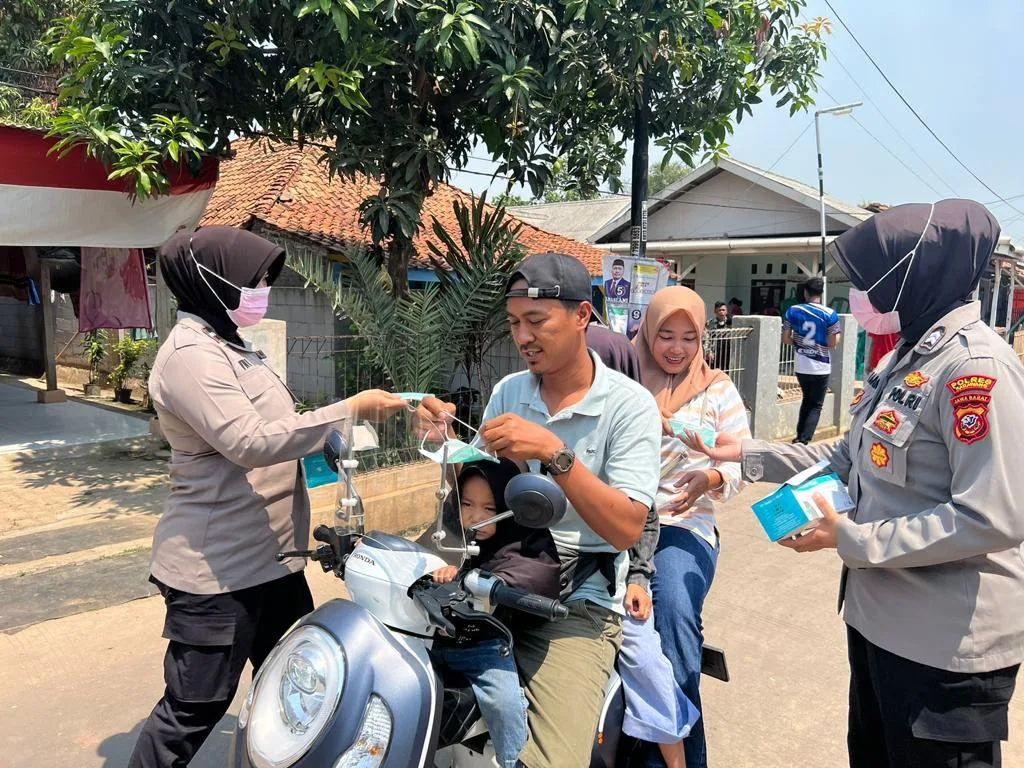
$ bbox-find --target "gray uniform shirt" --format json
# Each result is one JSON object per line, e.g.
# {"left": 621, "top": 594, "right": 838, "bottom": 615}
{"left": 743, "top": 303, "right": 1024, "bottom": 673}
{"left": 149, "top": 314, "right": 350, "bottom": 594}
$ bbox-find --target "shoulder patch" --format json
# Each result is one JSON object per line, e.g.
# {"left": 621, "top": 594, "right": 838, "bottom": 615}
{"left": 903, "top": 371, "right": 929, "bottom": 389}
{"left": 946, "top": 374, "right": 996, "bottom": 444}
{"left": 946, "top": 375, "right": 997, "bottom": 395}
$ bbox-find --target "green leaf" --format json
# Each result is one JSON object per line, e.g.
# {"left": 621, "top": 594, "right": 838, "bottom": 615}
{"left": 167, "top": 140, "right": 180, "bottom": 162}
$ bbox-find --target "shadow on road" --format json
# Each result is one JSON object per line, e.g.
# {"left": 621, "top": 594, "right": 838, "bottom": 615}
{"left": 97, "top": 714, "right": 238, "bottom": 767}
{"left": 3, "top": 438, "right": 169, "bottom": 527}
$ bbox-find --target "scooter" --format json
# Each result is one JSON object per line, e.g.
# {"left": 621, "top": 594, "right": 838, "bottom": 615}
{"left": 230, "top": 424, "right": 728, "bottom": 768}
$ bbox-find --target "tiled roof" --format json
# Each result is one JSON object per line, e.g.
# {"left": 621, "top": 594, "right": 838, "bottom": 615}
{"left": 201, "top": 139, "right": 609, "bottom": 275}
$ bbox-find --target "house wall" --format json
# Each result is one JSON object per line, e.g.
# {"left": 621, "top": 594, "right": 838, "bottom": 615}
{"left": 0, "top": 297, "right": 42, "bottom": 371}
{"left": 639, "top": 172, "right": 829, "bottom": 242}
{"left": 662, "top": 252, "right": 851, "bottom": 318}
{"left": 252, "top": 226, "right": 343, "bottom": 403}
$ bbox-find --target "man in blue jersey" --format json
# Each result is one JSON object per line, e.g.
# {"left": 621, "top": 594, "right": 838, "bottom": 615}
{"left": 783, "top": 276, "right": 841, "bottom": 444}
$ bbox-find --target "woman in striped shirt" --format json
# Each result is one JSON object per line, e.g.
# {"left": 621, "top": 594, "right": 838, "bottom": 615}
{"left": 633, "top": 287, "right": 751, "bottom": 768}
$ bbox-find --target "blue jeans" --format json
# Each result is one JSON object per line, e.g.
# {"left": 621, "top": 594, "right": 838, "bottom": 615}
{"left": 433, "top": 639, "right": 529, "bottom": 768}
{"left": 647, "top": 526, "right": 719, "bottom": 768}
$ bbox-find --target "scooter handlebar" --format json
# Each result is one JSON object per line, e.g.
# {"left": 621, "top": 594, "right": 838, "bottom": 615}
{"left": 490, "top": 582, "right": 569, "bottom": 621}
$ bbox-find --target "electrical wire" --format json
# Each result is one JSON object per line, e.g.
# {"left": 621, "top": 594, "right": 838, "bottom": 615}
{"left": 817, "top": 42, "right": 959, "bottom": 197}
{"left": 820, "top": 0, "right": 1024, "bottom": 218}
{"left": 814, "top": 81, "right": 947, "bottom": 199}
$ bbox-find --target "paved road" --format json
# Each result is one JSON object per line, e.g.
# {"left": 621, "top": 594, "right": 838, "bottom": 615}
{"left": 0, "top": 484, "right": 1021, "bottom": 767}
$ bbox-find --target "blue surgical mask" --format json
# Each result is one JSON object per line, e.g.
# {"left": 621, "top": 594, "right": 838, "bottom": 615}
{"left": 418, "top": 428, "right": 498, "bottom": 465}
{"left": 669, "top": 419, "right": 717, "bottom": 448}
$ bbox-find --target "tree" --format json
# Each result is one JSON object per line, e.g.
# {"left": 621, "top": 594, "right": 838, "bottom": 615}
{"left": 290, "top": 193, "right": 524, "bottom": 398}
{"left": 648, "top": 160, "right": 689, "bottom": 196}
{"left": 48, "top": 1, "right": 827, "bottom": 293}
{"left": 0, "top": 0, "right": 74, "bottom": 126}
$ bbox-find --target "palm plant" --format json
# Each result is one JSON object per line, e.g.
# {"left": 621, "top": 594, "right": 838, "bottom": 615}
{"left": 291, "top": 247, "right": 450, "bottom": 393}
{"left": 292, "top": 193, "right": 526, "bottom": 404}
{"left": 427, "top": 192, "right": 526, "bottom": 398}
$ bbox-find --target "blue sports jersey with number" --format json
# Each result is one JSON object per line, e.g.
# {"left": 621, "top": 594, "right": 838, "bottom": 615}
{"left": 785, "top": 303, "right": 840, "bottom": 375}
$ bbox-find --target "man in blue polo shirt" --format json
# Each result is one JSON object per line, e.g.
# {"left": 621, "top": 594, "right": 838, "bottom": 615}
{"left": 425, "top": 252, "right": 661, "bottom": 768}
{"left": 784, "top": 276, "right": 842, "bottom": 444}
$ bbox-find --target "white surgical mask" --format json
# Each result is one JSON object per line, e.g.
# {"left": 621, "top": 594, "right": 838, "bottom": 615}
{"left": 191, "top": 244, "right": 271, "bottom": 328}
{"left": 849, "top": 203, "right": 936, "bottom": 336}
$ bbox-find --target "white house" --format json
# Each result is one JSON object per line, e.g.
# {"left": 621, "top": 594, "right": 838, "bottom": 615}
{"left": 518, "top": 157, "right": 1017, "bottom": 319}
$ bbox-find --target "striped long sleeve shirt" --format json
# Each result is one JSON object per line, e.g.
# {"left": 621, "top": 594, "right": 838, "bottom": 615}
{"left": 656, "top": 377, "right": 752, "bottom": 548}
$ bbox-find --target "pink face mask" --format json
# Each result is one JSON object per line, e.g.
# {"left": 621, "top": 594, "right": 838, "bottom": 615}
{"left": 849, "top": 288, "right": 902, "bottom": 335}
{"left": 192, "top": 245, "right": 271, "bottom": 328}
{"left": 848, "top": 202, "right": 936, "bottom": 338}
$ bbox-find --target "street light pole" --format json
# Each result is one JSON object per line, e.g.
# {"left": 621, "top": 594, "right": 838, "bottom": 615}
{"left": 814, "top": 101, "right": 861, "bottom": 305}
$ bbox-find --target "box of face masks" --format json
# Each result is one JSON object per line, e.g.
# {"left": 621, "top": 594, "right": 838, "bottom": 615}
{"left": 751, "top": 460, "right": 855, "bottom": 542}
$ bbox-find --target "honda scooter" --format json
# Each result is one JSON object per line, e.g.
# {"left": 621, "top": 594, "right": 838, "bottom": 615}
{"left": 230, "top": 420, "right": 727, "bottom": 768}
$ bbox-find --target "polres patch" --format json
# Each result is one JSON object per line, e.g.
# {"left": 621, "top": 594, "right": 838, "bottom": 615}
{"left": 946, "top": 375, "right": 997, "bottom": 395}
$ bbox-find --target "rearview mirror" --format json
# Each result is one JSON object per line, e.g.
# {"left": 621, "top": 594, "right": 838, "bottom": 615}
{"left": 504, "top": 474, "right": 567, "bottom": 529}
{"left": 323, "top": 430, "right": 348, "bottom": 474}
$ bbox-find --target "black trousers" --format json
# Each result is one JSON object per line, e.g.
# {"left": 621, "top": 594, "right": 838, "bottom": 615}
{"left": 847, "top": 626, "right": 1019, "bottom": 768}
{"left": 795, "top": 372, "right": 830, "bottom": 443}
{"left": 129, "top": 571, "right": 314, "bottom": 768}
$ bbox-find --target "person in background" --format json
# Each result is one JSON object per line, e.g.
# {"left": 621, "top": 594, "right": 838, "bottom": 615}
{"left": 704, "top": 301, "right": 732, "bottom": 371}
{"left": 632, "top": 286, "right": 751, "bottom": 768}
{"left": 687, "top": 200, "right": 1024, "bottom": 768}
{"left": 784, "top": 277, "right": 841, "bottom": 444}
{"left": 587, "top": 317, "right": 697, "bottom": 768}
{"left": 129, "top": 227, "right": 408, "bottom": 767}
{"left": 728, "top": 297, "right": 743, "bottom": 319}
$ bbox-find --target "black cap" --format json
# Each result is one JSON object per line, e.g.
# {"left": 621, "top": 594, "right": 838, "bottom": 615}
{"left": 612, "top": 258, "right": 625, "bottom": 268}
{"left": 506, "top": 252, "right": 593, "bottom": 302}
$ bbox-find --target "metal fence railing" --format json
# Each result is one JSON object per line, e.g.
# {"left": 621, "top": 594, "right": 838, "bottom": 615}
{"left": 705, "top": 327, "right": 753, "bottom": 395}
{"left": 777, "top": 341, "right": 802, "bottom": 400}
{"left": 288, "top": 327, "right": 755, "bottom": 469}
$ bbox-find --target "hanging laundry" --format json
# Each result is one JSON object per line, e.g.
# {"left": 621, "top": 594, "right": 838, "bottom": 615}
{"left": 79, "top": 247, "right": 153, "bottom": 332}
{"left": 0, "top": 246, "right": 34, "bottom": 303}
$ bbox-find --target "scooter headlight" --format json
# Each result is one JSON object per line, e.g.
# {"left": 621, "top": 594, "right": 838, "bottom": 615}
{"left": 333, "top": 695, "right": 392, "bottom": 768}
{"left": 247, "top": 625, "right": 345, "bottom": 768}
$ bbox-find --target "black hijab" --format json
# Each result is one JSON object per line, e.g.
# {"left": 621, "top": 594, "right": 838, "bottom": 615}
{"left": 826, "top": 199, "right": 1000, "bottom": 343}
{"left": 159, "top": 226, "right": 285, "bottom": 344}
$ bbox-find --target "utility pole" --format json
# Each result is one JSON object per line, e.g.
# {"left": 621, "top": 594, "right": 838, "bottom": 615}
{"left": 630, "top": 78, "right": 651, "bottom": 261}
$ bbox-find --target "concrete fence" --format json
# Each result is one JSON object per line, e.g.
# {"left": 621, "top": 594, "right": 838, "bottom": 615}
{"left": 734, "top": 314, "right": 859, "bottom": 440}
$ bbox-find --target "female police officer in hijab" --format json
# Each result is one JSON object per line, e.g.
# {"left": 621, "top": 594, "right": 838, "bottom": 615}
{"left": 129, "top": 227, "right": 406, "bottom": 767}
{"left": 688, "top": 200, "right": 1024, "bottom": 767}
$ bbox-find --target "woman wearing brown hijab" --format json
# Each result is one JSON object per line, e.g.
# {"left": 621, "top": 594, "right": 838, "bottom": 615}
{"left": 129, "top": 227, "right": 407, "bottom": 768}
{"left": 632, "top": 286, "right": 751, "bottom": 768}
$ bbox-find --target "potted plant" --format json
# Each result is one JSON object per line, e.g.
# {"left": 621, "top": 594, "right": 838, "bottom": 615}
{"left": 81, "top": 329, "right": 109, "bottom": 397}
{"left": 110, "top": 336, "right": 146, "bottom": 404}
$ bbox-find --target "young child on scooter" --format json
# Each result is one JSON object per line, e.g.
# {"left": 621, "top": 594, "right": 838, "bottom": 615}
{"left": 431, "top": 458, "right": 560, "bottom": 768}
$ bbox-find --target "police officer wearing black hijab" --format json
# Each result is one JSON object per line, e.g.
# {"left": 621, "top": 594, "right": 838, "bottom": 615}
{"left": 694, "top": 200, "right": 1024, "bottom": 768}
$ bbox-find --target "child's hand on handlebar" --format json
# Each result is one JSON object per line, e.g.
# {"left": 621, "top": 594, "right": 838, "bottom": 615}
{"left": 432, "top": 565, "right": 459, "bottom": 584}
{"left": 625, "top": 583, "right": 652, "bottom": 621}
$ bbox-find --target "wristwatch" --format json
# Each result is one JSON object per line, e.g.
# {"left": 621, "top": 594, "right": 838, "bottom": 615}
{"left": 543, "top": 445, "right": 576, "bottom": 476}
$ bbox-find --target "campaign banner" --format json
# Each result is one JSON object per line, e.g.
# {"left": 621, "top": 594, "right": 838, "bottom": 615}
{"left": 602, "top": 255, "right": 670, "bottom": 338}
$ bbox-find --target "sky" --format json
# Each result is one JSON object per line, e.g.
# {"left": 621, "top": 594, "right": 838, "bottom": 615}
{"left": 448, "top": 0, "right": 1024, "bottom": 243}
